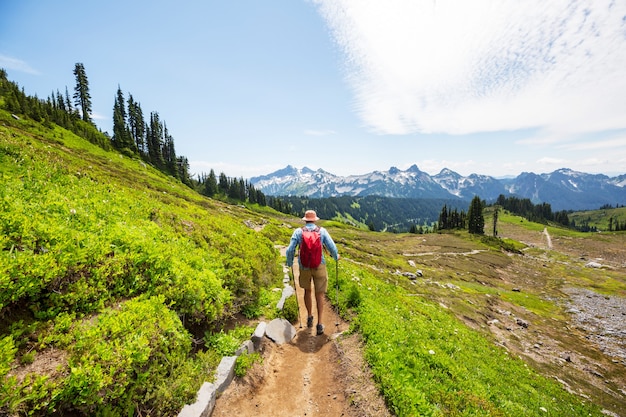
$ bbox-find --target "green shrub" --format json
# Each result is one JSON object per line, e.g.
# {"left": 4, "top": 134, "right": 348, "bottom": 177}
{"left": 205, "top": 325, "right": 254, "bottom": 357}
{"left": 63, "top": 296, "right": 191, "bottom": 416}
{"left": 346, "top": 284, "right": 362, "bottom": 309}
{"left": 234, "top": 352, "right": 262, "bottom": 378}
{"left": 280, "top": 294, "right": 299, "bottom": 324}
{"left": 241, "top": 287, "right": 277, "bottom": 319}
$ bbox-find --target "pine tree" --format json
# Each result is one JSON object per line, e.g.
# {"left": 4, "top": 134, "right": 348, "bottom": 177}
{"left": 493, "top": 206, "right": 499, "bottom": 237}
{"left": 64, "top": 86, "right": 76, "bottom": 118}
{"left": 112, "top": 86, "right": 134, "bottom": 151}
{"left": 127, "top": 95, "right": 146, "bottom": 157}
{"left": 468, "top": 196, "right": 485, "bottom": 235}
{"left": 162, "top": 123, "right": 178, "bottom": 177}
{"left": 438, "top": 204, "right": 448, "bottom": 230}
{"left": 204, "top": 169, "right": 218, "bottom": 197}
{"left": 218, "top": 172, "right": 229, "bottom": 194}
{"left": 176, "top": 156, "right": 192, "bottom": 186}
{"left": 72, "top": 63, "right": 92, "bottom": 122}
{"left": 146, "top": 112, "right": 165, "bottom": 169}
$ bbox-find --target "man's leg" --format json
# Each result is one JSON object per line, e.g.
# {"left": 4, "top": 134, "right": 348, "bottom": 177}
{"left": 303, "top": 288, "right": 313, "bottom": 319}
{"left": 315, "top": 291, "right": 324, "bottom": 326}
{"left": 300, "top": 270, "right": 314, "bottom": 326}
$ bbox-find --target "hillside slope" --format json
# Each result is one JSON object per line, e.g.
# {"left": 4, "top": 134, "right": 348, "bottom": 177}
{"left": 2, "top": 110, "right": 625, "bottom": 417}
{"left": 0, "top": 111, "right": 290, "bottom": 416}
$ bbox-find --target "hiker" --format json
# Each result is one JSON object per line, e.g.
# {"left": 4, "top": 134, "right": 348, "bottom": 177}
{"left": 286, "top": 210, "right": 339, "bottom": 335}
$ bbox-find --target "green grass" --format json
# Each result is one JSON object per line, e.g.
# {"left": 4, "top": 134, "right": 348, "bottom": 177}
{"left": 570, "top": 206, "right": 626, "bottom": 231}
{"left": 0, "top": 111, "right": 286, "bottom": 416}
{"left": 332, "top": 262, "right": 603, "bottom": 417}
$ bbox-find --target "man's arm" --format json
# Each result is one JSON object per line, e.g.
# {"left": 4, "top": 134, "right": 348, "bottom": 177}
{"left": 321, "top": 228, "right": 339, "bottom": 261}
{"left": 285, "top": 228, "right": 301, "bottom": 266}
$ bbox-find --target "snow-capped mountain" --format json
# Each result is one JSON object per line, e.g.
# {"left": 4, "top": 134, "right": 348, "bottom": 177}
{"left": 252, "top": 164, "right": 452, "bottom": 199}
{"left": 250, "top": 166, "right": 626, "bottom": 211}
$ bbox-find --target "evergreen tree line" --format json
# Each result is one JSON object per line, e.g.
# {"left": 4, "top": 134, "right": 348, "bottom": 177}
{"left": 278, "top": 195, "right": 461, "bottom": 232}
{"left": 608, "top": 217, "right": 626, "bottom": 231}
{"left": 438, "top": 195, "right": 485, "bottom": 234}
{"left": 195, "top": 169, "right": 293, "bottom": 213}
{"left": 437, "top": 204, "right": 467, "bottom": 230}
{"left": 573, "top": 216, "right": 626, "bottom": 232}
{"left": 0, "top": 65, "right": 192, "bottom": 185}
{"left": 1, "top": 66, "right": 285, "bottom": 209}
{"left": 112, "top": 86, "right": 192, "bottom": 187}
{"left": 0, "top": 67, "right": 108, "bottom": 149}
{"left": 195, "top": 169, "right": 271, "bottom": 206}
{"left": 494, "top": 194, "right": 570, "bottom": 227}
{"left": 600, "top": 203, "right": 625, "bottom": 209}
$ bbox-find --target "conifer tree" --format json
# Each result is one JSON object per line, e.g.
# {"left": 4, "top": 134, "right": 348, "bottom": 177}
{"left": 147, "top": 112, "right": 165, "bottom": 169}
{"left": 112, "top": 86, "right": 134, "bottom": 151}
{"left": 127, "top": 95, "right": 146, "bottom": 157}
{"left": 204, "top": 169, "right": 218, "bottom": 197}
{"left": 72, "top": 63, "right": 92, "bottom": 122}
{"left": 162, "top": 124, "right": 178, "bottom": 177}
{"left": 493, "top": 206, "right": 499, "bottom": 236}
{"left": 64, "top": 86, "right": 75, "bottom": 117}
{"left": 438, "top": 204, "right": 448, "bottom": 230}
{"left": 468, "top": 196, "right": 485, "bottom": 235}
{"left": 218, "top": 172, "right": 229, "bottom": 194}
{"left": 177, "top": 156, "right": 192, "bottom": 186}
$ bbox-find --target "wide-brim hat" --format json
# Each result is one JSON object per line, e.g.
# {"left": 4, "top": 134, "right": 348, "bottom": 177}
{"left": 302, "top": 210, "right": 320, "bottom": 222}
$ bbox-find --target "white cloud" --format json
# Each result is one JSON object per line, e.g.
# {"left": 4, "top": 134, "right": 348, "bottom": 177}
{"left": 559, "top": 136, "right": 626, "bottom": 151}
{"left": 314, "top": 0, "right": 626, "bottom": 138}
{"left": 90, "top": 111, "right": 108, "bottom": 121}
{"left": 419, "top": 159, "right": 478, "bottom": 175}
{"left": 0, "top": 55, "right": 39, "bottom": 75}
{"left": 536, "top": 157, "right": 568, "bottom": 166}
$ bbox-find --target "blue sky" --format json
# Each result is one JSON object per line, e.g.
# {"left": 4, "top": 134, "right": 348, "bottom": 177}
{"left": 1, "top": 0, "right": 625, "bottom": 179}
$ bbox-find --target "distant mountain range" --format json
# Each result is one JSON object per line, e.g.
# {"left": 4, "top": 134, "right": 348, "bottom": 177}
{"left": 251, "top": 165, "right": 626, "bottom": 211}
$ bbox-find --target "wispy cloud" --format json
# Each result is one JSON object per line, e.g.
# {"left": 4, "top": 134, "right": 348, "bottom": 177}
{"left": 536, "top": 157, "right": 568, "bottom": 166}
{"left": 559, "top": 136, "right": 626, "bottom": 151}
{"left": 90, "top": 111, "right": 108, "bottom": 121}
{"left": 314, "top": 0, "right": 626, "bottom": 138}
{"left": 0, "top": 54, "right": 39, "bottom": 75}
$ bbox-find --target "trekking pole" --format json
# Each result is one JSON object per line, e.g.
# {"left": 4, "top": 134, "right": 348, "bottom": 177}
{"left": 290, "top": 266, "right": 302, "bottom": 328}
{"left": 335, "top": 258, "right": 340, "bottom": 329}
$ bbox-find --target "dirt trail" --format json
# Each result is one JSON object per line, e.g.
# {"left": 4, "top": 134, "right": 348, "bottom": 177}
{"left": 212, "top": 259, "right": 360, "bottom": 417}
{"left": 543, "top": 227, "right": 553, "bottom": 249}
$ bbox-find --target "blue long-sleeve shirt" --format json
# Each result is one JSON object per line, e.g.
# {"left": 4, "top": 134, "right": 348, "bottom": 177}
{"left": 286, "top": 224, "right": 338, "bottom": 268}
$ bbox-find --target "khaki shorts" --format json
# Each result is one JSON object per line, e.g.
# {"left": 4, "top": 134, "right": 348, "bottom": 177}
{"left": 298, "top": 265, "right": 328, "bottom": 293}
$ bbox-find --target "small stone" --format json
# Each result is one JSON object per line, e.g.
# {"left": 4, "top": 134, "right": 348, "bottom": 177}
{"left": 516, "top": 318, "right": 529, "bottom": 328}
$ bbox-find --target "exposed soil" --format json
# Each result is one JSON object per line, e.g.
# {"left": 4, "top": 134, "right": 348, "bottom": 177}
{"left": 212, "top": 259, "right": 391, "bottom": 417}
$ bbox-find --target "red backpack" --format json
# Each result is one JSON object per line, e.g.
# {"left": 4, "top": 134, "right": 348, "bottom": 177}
{"left": 299, "top": 226, "right": 322, "bottom": 268}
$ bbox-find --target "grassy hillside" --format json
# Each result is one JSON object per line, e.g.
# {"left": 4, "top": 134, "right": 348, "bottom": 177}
{"left": 2, "top": 109, "right": 625, "bottom": 416}
{"left": 329, "top": 213, "right": 625, "bottom": 416}
{"left": 0, "top": 111, "right": 291, "bottom": 415}
{"left": 569, "top": 206, "right": 626, "bottom": 231}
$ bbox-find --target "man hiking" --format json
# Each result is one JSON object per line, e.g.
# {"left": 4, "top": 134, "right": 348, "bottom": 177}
{"left": 286, "top": 210, "right": 339, "bottom": 335}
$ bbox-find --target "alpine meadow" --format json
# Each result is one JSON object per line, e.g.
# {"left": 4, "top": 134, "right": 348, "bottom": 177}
{"left": 1, "top": 70, "right": 626, "bottom": 417}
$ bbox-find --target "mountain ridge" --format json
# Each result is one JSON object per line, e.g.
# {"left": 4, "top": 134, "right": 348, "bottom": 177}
{"left": 251, "top": 166, "right": 626, "bottom": 211}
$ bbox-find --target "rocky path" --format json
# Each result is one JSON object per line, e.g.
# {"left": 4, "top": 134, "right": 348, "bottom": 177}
{"left": 212, "top": 256, "right": 390, "bottom": 417}
{"left": 212, "top": 277, "right": 351, "bottom": 416}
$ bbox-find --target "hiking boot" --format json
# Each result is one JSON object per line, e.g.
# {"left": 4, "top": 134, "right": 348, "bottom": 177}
{"left": 316, "top": 323, "right": 325, "bottom": 335}
{"left": 307, "top": 316, "right": 314, "bottom": 328}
